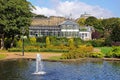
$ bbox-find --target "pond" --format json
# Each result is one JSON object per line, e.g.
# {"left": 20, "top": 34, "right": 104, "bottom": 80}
{"left": 0, "top": 59, "right": 120, "bottom": 80}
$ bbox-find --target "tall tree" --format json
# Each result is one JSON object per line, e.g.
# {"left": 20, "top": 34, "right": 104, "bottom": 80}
{"left": 77, "top": 18, "right": 86, "bottom": 26}
{"left": 102, "top": 18, "right": 119, "bottom": 37}
{"left": 85, "top": 16, "right": 102, "bottom": 30}
{"left": 0, "top": 0, "right": 34, "bottom": 49}
{"left": 0, "top": 0, "right": 7, "bottom": 49}
{"left": 85, "top": 16, "right": 98, "bottom": 26}
{"left": 110, "top": 20, "right": 120, "bottom": 42}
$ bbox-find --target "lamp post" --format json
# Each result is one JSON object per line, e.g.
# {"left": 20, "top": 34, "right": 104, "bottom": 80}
{"left": 22, "top": 27, "right": 25, "bottom": 56}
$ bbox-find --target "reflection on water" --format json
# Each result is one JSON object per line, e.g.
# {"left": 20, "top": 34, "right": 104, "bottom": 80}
{"left": 0, "top": 59, "right": 120, "bottom": 80}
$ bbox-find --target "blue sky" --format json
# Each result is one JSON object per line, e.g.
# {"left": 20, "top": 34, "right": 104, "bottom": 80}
{"left": 28, "top": 0, "right": 120, "bottom": 18}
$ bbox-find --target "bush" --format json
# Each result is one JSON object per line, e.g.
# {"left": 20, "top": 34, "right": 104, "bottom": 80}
{"left": 104, "top": 37, "right": 112, "bottom": 46}
{"left": 74, "top": 38, "right": 83, "bottom": 47}
{"left": 112, "top": 47, "right": 120, "bottom": 58}
{"left": 68, "top": 38, "right": 75, "bottom": 49}
{"left": 102, "top": 47, "right": 120, "bottom": 58}
{"left": 36, "top": 36, "right": 46, "bottom": 43}
{"left": 61, "top": 49, "right": 86, "bottom": 59}
{"left": 30, "top": 37, "right": 36, "bottom": 44}
{"left": 8, "top": 47, "right": 21, "bottom": 52}
{"left": 90, "top": 52, "right": 104, "bottom": 58}
{"left": 46, "top": 36, "right": 51, "bottom": 48}
{"left": 91, "top": 39, "right": 104, "bottom": 47}
{"left": 61, "top": 45, "right": 94, "bottom": 59}
{"left": 17, "top": 39, "right": 22, "bottom": 48}
{"left": 105, "top": 52, "right": 113, "bottom": 58}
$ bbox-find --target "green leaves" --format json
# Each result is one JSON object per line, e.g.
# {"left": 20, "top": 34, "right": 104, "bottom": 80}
{"left": 0, "top": 0, "right": 33, "bottom": 49}
{"left": 110, "top": 21, "right": 120, "bottom": 42}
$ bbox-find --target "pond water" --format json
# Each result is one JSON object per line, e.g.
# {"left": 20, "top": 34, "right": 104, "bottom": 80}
{"left": 0, "top": 59, "right": 120, "bottom": 80}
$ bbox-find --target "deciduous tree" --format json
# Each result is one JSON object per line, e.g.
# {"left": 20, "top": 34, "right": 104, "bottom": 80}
{"left": 0, "top": 0, "right": 33, "bottom": 49}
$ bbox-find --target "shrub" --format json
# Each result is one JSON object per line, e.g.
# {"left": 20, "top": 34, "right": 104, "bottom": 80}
{"left": 36, "top": 36, "right": 46, "bottom": 43}
{"left": 112, "top": 47, "right": 120, "bottom": 58}
{"left": 105, "top": 52, "right": 113, "bottom": 58}
{"left": 104, "top": 37, "right": 112, "bottom": 46}
{"left": 78, "top": 45, "right": 94, "bottom": 53}
{"left": 61, "top": 45, "right": 94, "bottom": 59}
{"left": 91, "top": 39, "right": 104, "bottom": 47}
{"left": 90, "top": 52, "right": 104, "bottom": 58}
{"left": 30, "top": 37, "right": 36, "bottom": 44}
{"left": 8, "top": 47, "right": 21, "bottom": 52}
{"left": 17, "top": 39, "right": 22, "bottom": 48}
{"left": 61, "top": 49, "right": 86, "bottom": 59}
{"left": 46, "top": 36, "right": 51, "bottom": 48}
{"left": 101, "top": 47, "right": 120, "bottom": 58}
{"left": 68, "top": 38, "right": 75, "bottom": 49}
{"left": 74, "top": 38, "right": 83, "bottom": 47}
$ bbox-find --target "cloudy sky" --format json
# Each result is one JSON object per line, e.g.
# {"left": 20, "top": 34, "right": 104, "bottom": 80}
{"left": 27, "top": 0, "right": 120, "bottom": 19}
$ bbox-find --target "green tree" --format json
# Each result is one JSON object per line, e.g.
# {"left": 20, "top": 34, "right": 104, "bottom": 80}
{"left": 0, "top": 0, "right": 33, "bottom": 49}
{"left": 77, "top": 18, "right": 86, "bottom": 26}
{"left": 110, "top": 21, "right": 120, "bottom": 42}
{"left": 85, "top": 16, "right": 102, "bottom": 31}
{"left": 85, "top": 16, "right": 98, "bottom": 26}
{"left": 102, "top": 18, "right": 120, "bottom": 38}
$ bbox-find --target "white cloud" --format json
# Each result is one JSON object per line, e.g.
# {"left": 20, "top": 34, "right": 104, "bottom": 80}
{"left": 32, "top": 6, "right": 58, "bottom": 16}
{"left": 32, "top": 1, "right": 114, "bottom": 19}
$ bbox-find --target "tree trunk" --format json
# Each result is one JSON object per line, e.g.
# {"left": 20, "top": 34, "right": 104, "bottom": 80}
{"left": 1, "top": 34, "right": 4, "bottom": 50}
{"left": 10, "top": 35, "right": 14, "bottom": 48}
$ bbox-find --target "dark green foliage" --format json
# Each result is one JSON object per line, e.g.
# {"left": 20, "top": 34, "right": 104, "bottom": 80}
{"left": 102, "top": 18, "right": 120, "bottom": 38}
{"left": 0, "top": 0, "right": 33, "bottom": 49}
{"left": 112, "top": 47, "right": 120, "bottom": 58}
{"left": 85, "top": 16, "right": 102, "bottom": 30}
{"left": 110, "top": 21, "right": 120, "bottom": 42}
{"left": 74, "top": 38, "right": 83, "bottom": 47}
{"left": 4, "top": 37, "right": 17, "bottom": 49}
{"left": 90, "top": 39, "right": 104, "bottom": 47}
{"left": 36, "top": 36, "right": 46, "bottom": 43}
{"left": 4, "top": 38, "right": 11, "bottom": 49}
{"left": 104, "top": 37, "right": 112, "bottom": 46}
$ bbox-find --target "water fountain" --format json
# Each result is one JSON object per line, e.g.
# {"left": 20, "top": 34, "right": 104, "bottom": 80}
{"left": 33, "top": 54, "right": 46, "bottom": 75}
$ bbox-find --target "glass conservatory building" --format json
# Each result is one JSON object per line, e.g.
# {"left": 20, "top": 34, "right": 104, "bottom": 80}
{"left": 29, "top": 20, "right": 93, "bottom": 40}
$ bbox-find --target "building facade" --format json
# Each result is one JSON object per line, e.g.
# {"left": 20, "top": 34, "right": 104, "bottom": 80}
{"left": 29, "top": 20, "right": 93, "bottom": 40}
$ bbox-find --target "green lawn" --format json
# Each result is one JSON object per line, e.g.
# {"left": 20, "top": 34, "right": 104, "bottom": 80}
{"left": 0, "top": 54, "right": 7, "bottom": 59}
{"left": 49, "top": 56, "right": 61, "bottom": 60}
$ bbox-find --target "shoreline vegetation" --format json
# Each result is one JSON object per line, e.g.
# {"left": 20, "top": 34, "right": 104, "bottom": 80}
{"left": 0, "top": 52, "right": 120, "bottom": 62}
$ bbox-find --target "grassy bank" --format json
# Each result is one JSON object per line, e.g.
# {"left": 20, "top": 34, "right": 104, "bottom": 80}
{"left": 0, "top": 54, "right": 7, "bottom": 59}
